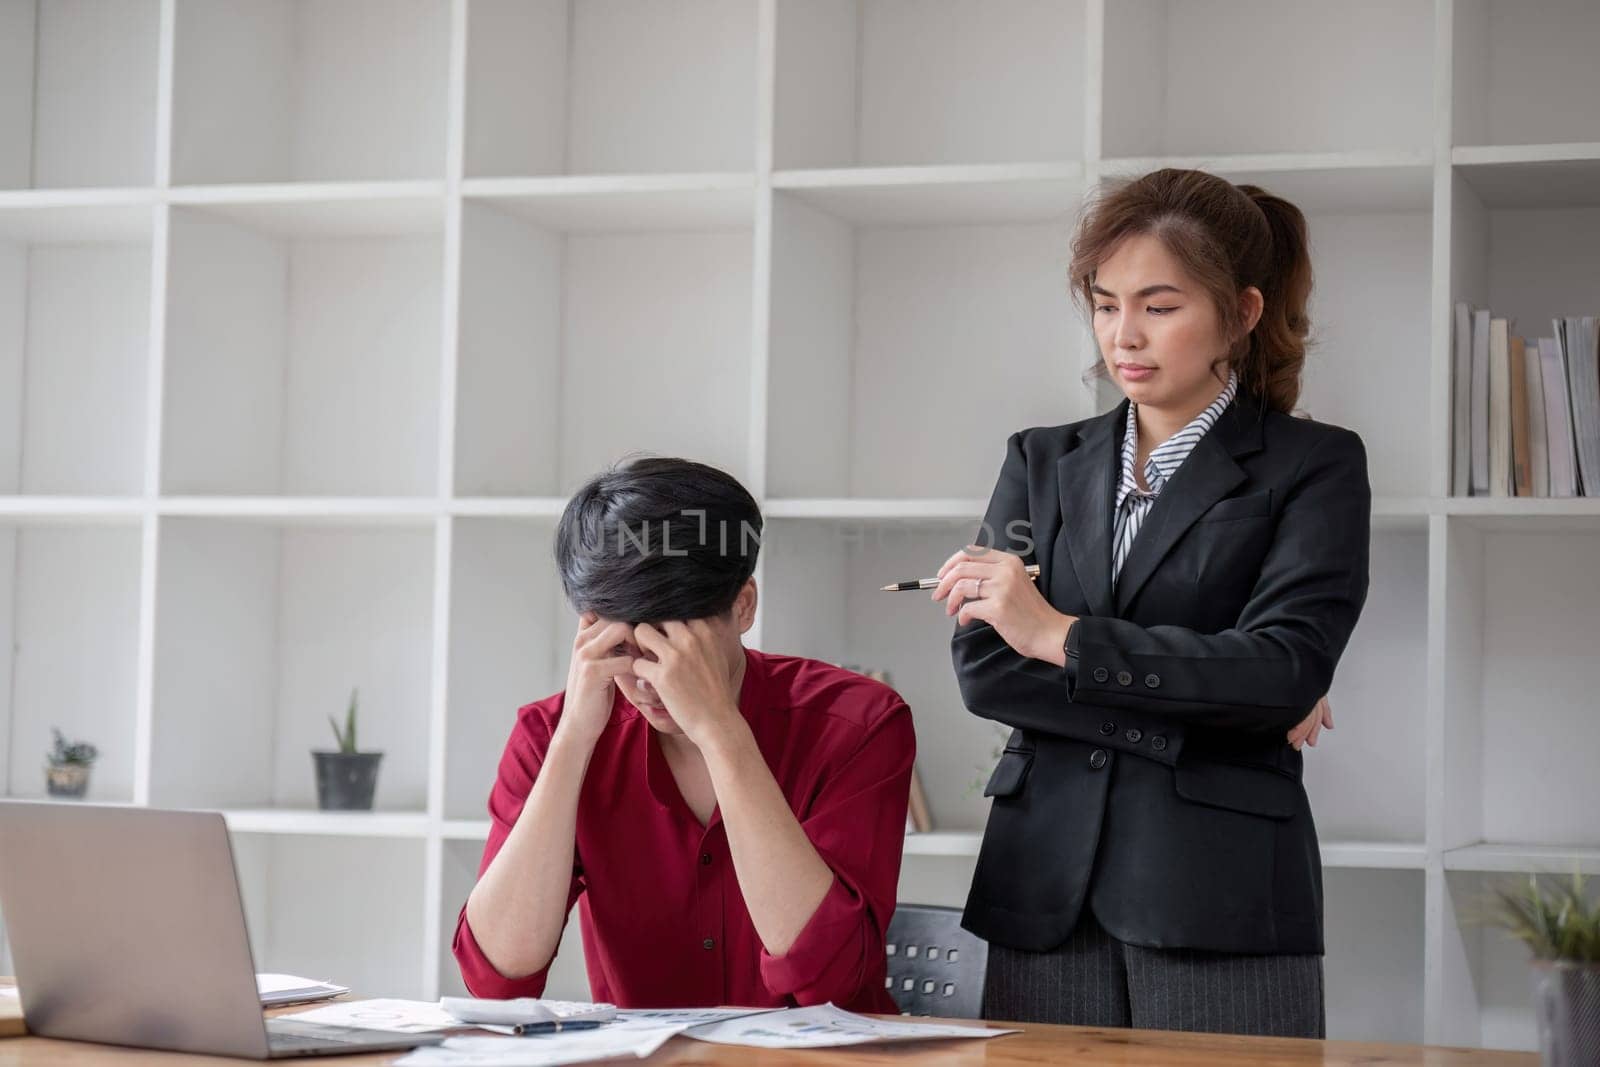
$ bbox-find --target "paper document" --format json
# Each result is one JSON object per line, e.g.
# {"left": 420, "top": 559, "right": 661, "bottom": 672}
{"left": 684, "top": 1003, "right": 1015, "bottom": 1048}
{"left": 284, "top": 998, "right": 464, "bottom": 1034}
{"left": 256, "top": 972, "right": 349, "bottom": 1006}
{"left": 395, "top": 1026, "right": 683, "bottom": 1066}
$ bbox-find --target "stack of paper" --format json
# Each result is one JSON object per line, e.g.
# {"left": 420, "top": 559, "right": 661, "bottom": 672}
{"left": 256, "top": 973, "right": 350, "bottom": 1007}
{"left": 387, "top": 1003, "right": 1013, "bottom": 1065}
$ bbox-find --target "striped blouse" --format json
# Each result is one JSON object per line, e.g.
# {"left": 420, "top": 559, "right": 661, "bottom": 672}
{"left": 1111, "top": 368, "right": 1240, "bottom": 590}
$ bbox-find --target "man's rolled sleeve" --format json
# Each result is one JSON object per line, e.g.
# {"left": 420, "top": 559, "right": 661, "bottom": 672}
{"left": 756, "top": 701, "right": 914, "bottom": 1008}
{"left": 453, "top": 902, "right": 561, "bottom": 998}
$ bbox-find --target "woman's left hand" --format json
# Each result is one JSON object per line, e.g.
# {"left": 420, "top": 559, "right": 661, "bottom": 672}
{"left": 933, "top": 546, "right": 1076, "bottom": 667}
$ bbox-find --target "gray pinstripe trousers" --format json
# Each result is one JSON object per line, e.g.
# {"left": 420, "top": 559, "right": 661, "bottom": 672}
{"left": 982, "top": 909, "right": 1325, "bottom": 1037}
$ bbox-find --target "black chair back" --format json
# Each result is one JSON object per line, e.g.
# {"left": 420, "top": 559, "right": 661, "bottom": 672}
{"left": 884, "top": 903, "right": 989, "bottom": 1019}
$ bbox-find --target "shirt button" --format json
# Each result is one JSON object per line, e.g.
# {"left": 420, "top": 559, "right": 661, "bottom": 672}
{"left": 1092, "top": 667, "right": 1110, "bottom": 683}
{"left": 1116, "top": 670, "right": 1133, "bottom": 686}
{"left": 1098, "top": 721, "right": 1115, "bottom": 736}
{"left": 702, "top": 938, "right": 715, "bottom": 951}
{"left": 1124, "top": 728, "right": 1143, "bottom": 744}
{"left": 700, "top": 852, "right": 712, "bottom": 866}
{"left": 1144, "top": 673, "right": 1161, "bottom": 688}
{"left": 1151, "top": 735, "right": 1168, "bottom": 752}
{"left": 1089, "top": 749, "right": 1108, "bottom": 770}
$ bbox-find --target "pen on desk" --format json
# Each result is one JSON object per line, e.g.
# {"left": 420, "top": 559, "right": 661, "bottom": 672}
{"left": 880, "top": 563, "right": 1041, "bottom": 592}
{"left": 511, "top": 1019, "right": 605, "bottom": 1036}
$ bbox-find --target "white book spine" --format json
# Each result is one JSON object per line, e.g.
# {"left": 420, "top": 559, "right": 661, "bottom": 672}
{"left": 1471, "top": 308, "right": 1490, "bottom": 495}
{"left": 1526, "top": 340, "right": 1549, "bottom": 497}
{"left": 1540, "top": 334, "right": 1578, "bottom": 497}
{"left": 1488, "top": 318, "right": 1510, "bottom": 497}
{"left": 1452, "top": 301, "right": 1472, "bottom": 496}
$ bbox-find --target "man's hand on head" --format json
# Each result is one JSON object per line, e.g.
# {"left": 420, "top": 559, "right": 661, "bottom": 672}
{"left": 629, "top": 619, "right": 745, "bottom": 749}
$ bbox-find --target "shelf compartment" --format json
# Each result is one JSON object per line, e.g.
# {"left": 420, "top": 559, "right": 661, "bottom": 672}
{"left": 0, "top": 217, "right": 152, "bottom": 496}
{"left": 465, "top": 0, "right": 757, "bottom": 178}
{"left": 774, "top": 0, "right": 1086, "bottom": 170}
{"left": 1103, "top": 0, "right": 1431, "bottom": 159}
{"left": 0, "top": 0, "right": 160, "bottom": 190}
{"left": 1324, "top": 868, "right": 1425, "bottom": 1042}
{"left": 233, "top": 833, "right": 427, "bottom": 999}
{"left": 454, "top": 198, "right": 753, "bottom": 497}
{"left": 758, "top": 517, "right": 999, "bottom": 833}
{"left": 443, "top": 518, "right": 567, "bottom": 821}
{"left": 766, "top": 188, "right": 1085, "bottom": 499}
{"left": 1438, "top": 520, "right": 1600, "bottom": 855}
{"left": 1452, "top": 1, "right": 1600, "bottom": 150}
{"left": 172, "top": 0, "right": 450, "bottom": 184}
{"left": 1438, "top": 869, "right": 1586, "bottom": 1053}
{"left": 161, "top": 204, "right": 443, "bottom": 496}
{"left": 1303, "top": 531, "right": 1429, "bottom": 844}
{"left": 149, "top": 517, "right": 436, "bottom": 812}
{"left": 1, "top": 522, "right": 142, "bottom": 803}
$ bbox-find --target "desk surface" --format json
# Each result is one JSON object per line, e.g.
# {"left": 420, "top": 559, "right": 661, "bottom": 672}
{"left": 0, "top": 986, "right": 1538, "bottom": 1066}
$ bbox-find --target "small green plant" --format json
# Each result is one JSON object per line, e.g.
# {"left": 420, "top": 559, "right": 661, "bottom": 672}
{"left": 327, "top": 688, "right": 360, "bottom": 754}
{"left": 48, "top": 728, "right": 98, "bottom": 767}
{"left": 1479, "top": 870, "right": 1600, "bottom": 963}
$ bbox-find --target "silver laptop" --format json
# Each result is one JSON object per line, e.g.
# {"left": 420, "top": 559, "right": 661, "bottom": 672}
{"left": 0, "top": 801, "right": 447, "bottom": 1059}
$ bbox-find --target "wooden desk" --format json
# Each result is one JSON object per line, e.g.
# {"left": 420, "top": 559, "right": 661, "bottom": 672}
{"left": 0, "top": 985, "right": 1538, "bottom": 1066}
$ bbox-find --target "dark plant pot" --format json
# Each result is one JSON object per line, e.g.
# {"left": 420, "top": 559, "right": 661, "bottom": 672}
{"left": 312, "top": 751, "right": 383, "bottom": 811}
{"left": 1532, "top": 960, "right": 1600, "bottom": 1067}
{"left": 45, "top": 763, "right": 91, "bottom": 799}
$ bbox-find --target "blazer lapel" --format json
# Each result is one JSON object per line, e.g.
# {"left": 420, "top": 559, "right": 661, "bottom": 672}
{"left": 1056, "top": 399, "right": 1126, "bottom": 621}
{"left": 1111, "top": 390, "right": 1265, "bottom": 615}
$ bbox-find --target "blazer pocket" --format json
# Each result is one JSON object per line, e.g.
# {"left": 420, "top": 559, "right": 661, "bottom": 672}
{"left": 1173, "top": 758, "right": 1298, "bottom": 819}
{"left": 1197, "top": 489, "right": 1273, "bottom": 523}
{"left": 983, "top": 748, "right": 1034, "bottom": 798}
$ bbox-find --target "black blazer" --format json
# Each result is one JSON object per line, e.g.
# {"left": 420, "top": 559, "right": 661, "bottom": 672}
{"left": 953, "top": 387, "right": 1371, "bottom": 956}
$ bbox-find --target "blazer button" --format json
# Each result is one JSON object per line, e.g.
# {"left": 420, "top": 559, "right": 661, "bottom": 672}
{"left": 1124, "top": 728, "right": 1143, "bottom": 744}
{"left": 1092, "top": 667, "right": 1109, "bottom": 683}
{"left": 1144, "top": 673, "right": 1161, "bottom": 688}
{"left": 1089, "top": 749, "right": 1108, "bottom": 770}
{"left": 1098, "top": 721, "right": 1115, "bottom": 736}
{"left": 1151, "top": 735, "right": 1168, "bottom": 752}
{"left": 702, "top": 938, "right": 715, "bottom": 951}
{"left": 1116, "top": 670, "right": 1133, "bottom": 686}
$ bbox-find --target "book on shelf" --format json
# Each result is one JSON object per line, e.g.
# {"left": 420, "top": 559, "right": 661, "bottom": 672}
{"left": 906, "top": 764, "right": 933, "bottom": 835}
{"left": 1453, "top": 302, "right": 1600, "bottom": 497}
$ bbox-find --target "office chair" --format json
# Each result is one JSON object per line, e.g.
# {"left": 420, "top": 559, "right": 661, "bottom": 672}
{"left": 884, "top": 904, "right": 989, "bottom": 1019}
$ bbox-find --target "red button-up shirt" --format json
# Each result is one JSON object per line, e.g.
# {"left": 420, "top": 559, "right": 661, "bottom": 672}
{"left": 453, "top": 647, "right": 914, "bottom": 1012}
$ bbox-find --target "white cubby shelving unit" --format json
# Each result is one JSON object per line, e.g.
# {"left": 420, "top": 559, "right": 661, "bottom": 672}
{"left": 0, "top": 0, "right": 1594, "bottom": 1049}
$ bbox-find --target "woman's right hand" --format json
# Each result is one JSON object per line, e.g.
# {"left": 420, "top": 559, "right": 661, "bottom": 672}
{"left": 556, "top": 611, "right": 638, "bottom": 748}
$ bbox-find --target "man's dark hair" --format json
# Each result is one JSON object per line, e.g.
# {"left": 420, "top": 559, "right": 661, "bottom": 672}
{"left": 554, "top": 456, "right": 763, "bottom": 624}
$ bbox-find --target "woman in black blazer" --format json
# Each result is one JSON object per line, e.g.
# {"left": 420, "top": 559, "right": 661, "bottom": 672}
{"left": 930, "top": 168, "right": 1371, "bottom": 1038}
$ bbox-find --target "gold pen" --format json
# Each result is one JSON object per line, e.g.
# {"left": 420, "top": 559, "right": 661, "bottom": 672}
{"left": 880, "top": 563, "right": 1041, "bottom": 592}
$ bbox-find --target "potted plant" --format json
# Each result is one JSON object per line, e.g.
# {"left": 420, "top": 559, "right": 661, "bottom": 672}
{"left": 312, "top": 688, "right": 383, "bottom": 811}
{"left": 45, "top": 728, "right": 98, "bottom": 799}
{"left": 1482, "top": 870, "right": 1600, "bottom": 1066}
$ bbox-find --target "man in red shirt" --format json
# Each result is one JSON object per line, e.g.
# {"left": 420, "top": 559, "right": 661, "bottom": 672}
{"left": 454, "top": 457, "right": 914, "bottom": 1012}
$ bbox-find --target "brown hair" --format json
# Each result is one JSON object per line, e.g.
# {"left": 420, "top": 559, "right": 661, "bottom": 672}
{"left": 1068, "top": 168, "right": 1313, "bottom": 415}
